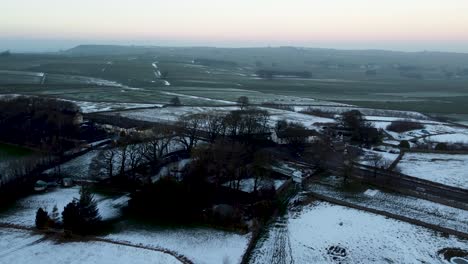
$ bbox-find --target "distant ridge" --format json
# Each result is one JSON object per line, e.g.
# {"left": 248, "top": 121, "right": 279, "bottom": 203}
{"left": 65, "top": 45, "right": 468, "bottom": 65}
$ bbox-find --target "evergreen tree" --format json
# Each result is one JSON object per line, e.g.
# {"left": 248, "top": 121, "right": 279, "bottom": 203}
{"left": 62, "top": 186, "right": 101, "bottom": 234}
{"left": 35, "top": 208, "right": 49, "bottom": 229}
{"left": 77, "top": 185, "right": 101, "bottom": 230}
{"left": 62, "top": 200, "right": 79, "bottom": 231}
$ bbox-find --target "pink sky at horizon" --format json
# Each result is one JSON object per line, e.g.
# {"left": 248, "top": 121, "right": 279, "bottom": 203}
{"left": 2, "top": 0, "right": 468, "bottom": 52}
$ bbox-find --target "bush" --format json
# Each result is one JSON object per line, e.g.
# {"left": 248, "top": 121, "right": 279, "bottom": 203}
{"left": 62, "top": 200, "right": 79, "bottom": 232}
{"left": 169, "top": 96, "right": 181, "bottom": 106}
{"left": 399, "top": 140, "right": 410, "bottom": 149}
{"left": 62, "top": 186, "right": 101, "bottom": 234}
{"left": 387, "top": 120, "right": 424, "bottom": 133}
{"left": 237, "top": 96, "right": 249, "bottom": 110}
{"left": 435, "top": 143, "right": 448, "bottom": 151}
{"left": 35, "top": 208, "right": 50, "bottom": 229}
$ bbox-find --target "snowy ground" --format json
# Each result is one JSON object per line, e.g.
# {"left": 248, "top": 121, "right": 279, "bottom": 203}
{"left": 114, "top": 105, "right": 335, "bottom": 130}
{"left": 359, "top": 148, "right": 400, "bottom": 168}
{"left": 0, "top": 228, "right": 181, "bottom": 264}
{"left": 106, "top": 226, "right": 250, "bottom": 264}
{"left": 113, "top": 106, "right": 239, "bottom": 123}
{"left": 72, "top": 100, "right": 162, "bottom": 113}
{"left": 152, "top": 159, "right": 192, "bottom": 182}
{"left": 372, "top": 121, "right": 468, "bottom": 141}
{"left": 223, "top": 178, "right": 286, "bottom": 193}
{"left": 266, "top": 108, "right": 335, "bottom": 129}
{"left": 294, "top": 106, "right": 429, "bottom": 119}
{"left": 161, "top": 91, "right": 233, "bottom": 105}
{"left": 43, "top": 150, "right": 100, "bottom": 179}
{"left": 251, "top": 201, "right": 467, "bottom": 264}
{"left": 0, "top": 187, "right": 129, "bottom": 227}
{"left": 398, "top": 153, "right": 468, "bottom": 189}
{"left": 308, "top": 176, "right": 468, "bottom": 234}
{"left": 424, "top": 133, "right": 468, "bottom": 144}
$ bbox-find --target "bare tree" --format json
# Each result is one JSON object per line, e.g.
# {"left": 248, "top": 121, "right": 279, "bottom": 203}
{"left": 204, "top": 112, "right": 225, "bottom": 142}
{"left": 252, "top": 150, "right": 271, "bottom": 192}
{"left": 237, "top": 96, "right": 249, "bottom": 110}
{"left": 368, "top": 153, "right": 384, "bottom": 177}
{"left": 142, "top": 126, "right": 174, "bottom": 171}
{"left": 127, "top": 144, "right": 145, "bottom": 180}
{"left": 176, "top": 114, "right": 203, "bottom": 152}
{"left": 169, "top": 96, "right": 181, "bottom": 106}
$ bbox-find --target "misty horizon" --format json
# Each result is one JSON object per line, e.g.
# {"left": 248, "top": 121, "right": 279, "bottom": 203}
{"left": 3, "top": 0, "right": 468, "bottom": 53}
{"left": 2, "top": 38, "right": 468, "bottom": 54}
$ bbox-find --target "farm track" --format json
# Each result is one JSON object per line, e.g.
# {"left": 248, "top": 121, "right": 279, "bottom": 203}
{"left": 0, "top": 223, "right": 194, "bottom": 264}
{"left": 270, "top": 217, "right": 294, "bottom": 264}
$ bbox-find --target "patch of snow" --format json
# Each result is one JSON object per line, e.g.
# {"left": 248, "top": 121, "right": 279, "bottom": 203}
{"left": 161, "top": 91, "right": 233, "bottom": 104}
{"left": 0, "top": 187, "right": 128, "bottom": 226}
{"left": 363, "top": 189, "right": 379, "bottom": 197}
{"left": 0, "top": 228, "right": 181, "bottom": 264}
{"left": 223, "top": 178, "right": 286, "bottom": 193}
{"left": 251, "top": 201, "right": 467, "bottom": 263}
{"left": 106, "top": 227, "right": 250, "bottom": 264}
{"left": 308, "top": 178, "right": 468, "bottom": 233}
{"left": 398, "top": 153, "right": 468, "bottom": 189}
{"left": 425, "top": 133, "right": 468, "bottom": 144}
{"left": 72, "top": 101, "right": 162, "bottom": 113}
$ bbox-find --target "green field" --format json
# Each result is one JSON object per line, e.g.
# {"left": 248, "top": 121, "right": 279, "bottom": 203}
{"left": 0, "top": 143, "right": 34, "bottom": 160}
{"left": 1, "top": 46, "right": 468, "bottom": 121}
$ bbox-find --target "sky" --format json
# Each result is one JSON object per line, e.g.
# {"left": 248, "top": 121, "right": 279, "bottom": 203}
{"left": 1, "top": 0, "right": 468, "bottom": 52}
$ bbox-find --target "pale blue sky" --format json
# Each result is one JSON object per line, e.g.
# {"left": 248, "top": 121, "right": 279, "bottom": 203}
{"left": 1, "top": 0, "right": 468, "bottom": 52}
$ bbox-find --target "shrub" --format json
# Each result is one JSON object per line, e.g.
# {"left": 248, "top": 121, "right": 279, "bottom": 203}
{"left": 35, "top": 208, "right": 50, "bottom": 229}
{"left": 399, "top": 140, "right": 410, "bottom": 149}
{"left": 299, "top": 108, "right": 335, "bottom": 118}
{"left": 435, "top": 143, "right": 448, "bottom": 151}
{"left": 169, "top": 96, "right": 181, "bottom": 106}
{"left": 62, "top": 186, "right": 101, "bottom": 234}
{"left": 387, "top": 120, "right": 424, "bottom": 133}
{"left": 62, "top": 200, "right": 79, "bottom": 232}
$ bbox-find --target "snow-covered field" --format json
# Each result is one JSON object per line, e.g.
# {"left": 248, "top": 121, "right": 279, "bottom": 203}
{"left": 0, "top": 187, "right": 129, "bottom": 226}
{"left": 115, "top": 106, "right": 335, "bottom": 131}
{"left": 161, "top": 91, "right": 233, "bottom": 104}
{"left": 251, "top": 201, "right": 467, "bottom": 264}
{"left": 374, "top": 121, "right": 468, "bottom": 141}
{"left": 359, "top": 148, "right": 400, "bottom": 168}
{"left": 308, "top": 177, "right": 468, "bottom": 234}
{"left": 267, "top": 108, "right": 335, "bottom": 129}
{"left": 223, "top": 178, "right": 286, "bottom": 193}
{"left": 294, "top": 106, "right": 429, "bottom": 119}
{"left": 106, "top": 226, "right": 250, "bottom": 264}
{"left": 43, "top": 150, "right": 100, "bottom": 179}
{"left": 0, "top": 228, "right": 181, "bottom": 264}
{"left": 424, "top": 133, "right": 468, "bottom": 144}
{"left": 73, "top": 101, "right": 162, "bottom": 113}
{"left": 398, "top": 153, "right": 468, "bottom": 189}
{"left": 114, "top": 106, "right": 239, "bottom": 123}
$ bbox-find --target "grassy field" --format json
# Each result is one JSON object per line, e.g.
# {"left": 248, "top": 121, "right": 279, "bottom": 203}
{"left": 1, "top": 46, "right": 468, "bottom": 120}
{"left": 0, "top": 143, "right": 34, "bottom": 160}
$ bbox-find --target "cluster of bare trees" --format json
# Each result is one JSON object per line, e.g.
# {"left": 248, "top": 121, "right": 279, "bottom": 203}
{"left": 90, "top": 127, "right": 176, "bottom": 181}
{"left": 0, "top": 96, "right": 81, "bottom": 151}
{"left": 88, "top": 108, "right": 271, "bottom": 184}
{"left": 0, "top": 155, "right": 46, "bottom": 188}
{"left": 176, "top": 109, "right": 271, "bottom": 144}
{"left": 189, "top": 139, "right": 272, "bottom": 193}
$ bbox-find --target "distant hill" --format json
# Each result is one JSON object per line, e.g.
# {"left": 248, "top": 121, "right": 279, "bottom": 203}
{"left": 65, "top": 45, "right": 468, "bottom": 67}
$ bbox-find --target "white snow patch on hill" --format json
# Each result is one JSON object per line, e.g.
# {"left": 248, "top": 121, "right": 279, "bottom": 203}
{"left": 398, "top": 153, "right": 468, "bottom": 189}
{"left": 251, "top": 201, "right": 467, "bottom": 263}
{"left": 0, "top": 228, "right": 181, "bottom": 264}
{"left": 106, "top": 227, "right": 250, "bottom": 264}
